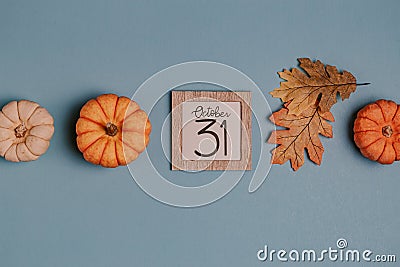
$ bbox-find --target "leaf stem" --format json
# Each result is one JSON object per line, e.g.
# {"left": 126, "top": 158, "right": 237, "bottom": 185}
{"left": 356, "top": 82, "right": 371, "bottom": 86}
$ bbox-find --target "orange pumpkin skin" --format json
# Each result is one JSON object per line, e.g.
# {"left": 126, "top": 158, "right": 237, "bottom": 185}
{"left": 354, "top": 99, "right": 400, "bottom": 164}
{"left": 76, "top": 94, "right": 151, "bottom": 168}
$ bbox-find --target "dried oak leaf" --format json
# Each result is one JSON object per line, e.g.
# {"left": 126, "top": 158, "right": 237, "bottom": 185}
{"left": 270, "top": 58, "right": 357, "bottom": 115}
{"left": 268, "top": 103, "right": 334, "bottom": 171}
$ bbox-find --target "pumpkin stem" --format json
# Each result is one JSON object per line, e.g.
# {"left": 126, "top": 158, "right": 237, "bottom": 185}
{"left": 106, "top": 122, "right": 118, "bottom": 136}
{"left": 382, "top": 125, "right": 393, "bottom": 138}
{"left": 14, "top": 122, "right": 27, "bottom": 138}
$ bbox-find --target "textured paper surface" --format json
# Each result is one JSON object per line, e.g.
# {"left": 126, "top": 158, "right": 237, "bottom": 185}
{"left": 182, "top": 101, "right": 241, "bottom": 161}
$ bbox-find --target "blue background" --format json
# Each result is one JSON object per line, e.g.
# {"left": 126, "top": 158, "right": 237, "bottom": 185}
{"left": 1, "top": 0, "right": 399, "bottom": 266}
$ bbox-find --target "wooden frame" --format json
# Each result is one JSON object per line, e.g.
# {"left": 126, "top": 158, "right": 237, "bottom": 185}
{"left": 171, "top": 91, "right": 252, "bottom": 171}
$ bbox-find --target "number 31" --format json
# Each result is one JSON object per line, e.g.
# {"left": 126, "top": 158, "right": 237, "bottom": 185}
{"left": 194, "top": 119, "right": 228, "bottom": 157}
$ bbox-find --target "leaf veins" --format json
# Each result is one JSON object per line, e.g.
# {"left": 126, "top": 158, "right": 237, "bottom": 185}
{"left": 268, "top": 104, "right": 335, "bottom": 171}
{"left": 270, "top": 58, "right": 357, "bottom": 115}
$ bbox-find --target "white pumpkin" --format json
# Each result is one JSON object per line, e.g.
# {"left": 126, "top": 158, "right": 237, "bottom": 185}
{"left": 0, "top": 100, "right": 54, "bottom": 162}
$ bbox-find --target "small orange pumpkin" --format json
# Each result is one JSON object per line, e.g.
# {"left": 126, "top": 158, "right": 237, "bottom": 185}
{"left": 76, "top": 94, "right": 151, "bottom": 168}
{"left": 354, "top": 99, "right": 400, "bottom": 164}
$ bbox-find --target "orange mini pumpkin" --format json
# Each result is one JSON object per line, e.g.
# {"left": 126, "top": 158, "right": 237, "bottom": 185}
{"left": 354, "top": 99, "right": 400, "bottom": 164}
{"left": 76, "top": 94, "right": 151, "bottom": 168}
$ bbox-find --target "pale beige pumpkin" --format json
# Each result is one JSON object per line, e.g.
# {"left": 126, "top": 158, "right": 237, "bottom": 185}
{"left": 76, "top": 94, "right": 151, "bottom": 168}
{"left": 0, "top": 100, "right": 54, "bottom": 162}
